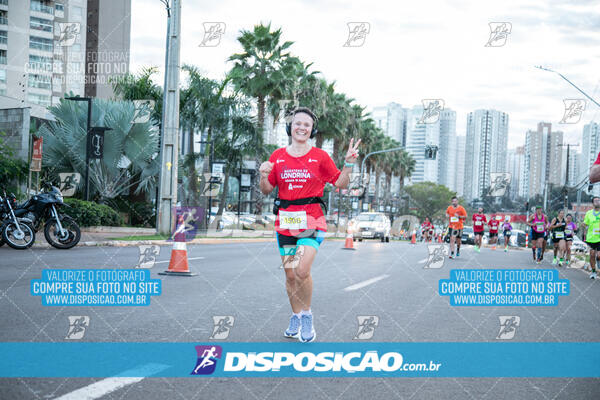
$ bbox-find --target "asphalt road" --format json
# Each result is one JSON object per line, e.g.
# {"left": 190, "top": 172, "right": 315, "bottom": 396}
{"left": 0, "top": 240, "right": 598, "bottom": 399}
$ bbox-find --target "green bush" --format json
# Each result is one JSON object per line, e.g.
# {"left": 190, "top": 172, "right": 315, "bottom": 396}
{"left": 106, "top": 197, "right": 156, "bottom": 228}
{"left": 64, "top": 198, "right": 124, "bottom": 227}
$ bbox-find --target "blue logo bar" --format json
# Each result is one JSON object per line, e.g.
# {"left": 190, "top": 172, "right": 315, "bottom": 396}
{"left": 0, "top": 342, "right": 598, "bottom": 378}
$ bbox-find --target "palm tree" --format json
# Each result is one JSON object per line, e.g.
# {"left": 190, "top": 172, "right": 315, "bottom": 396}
{"left": 111, "top": 67, "right": 163, "bottom": 123}
{"left": 228, "top": 23, "right": 297, "bottom": 217}
{"left": 212, "top": 96, "right": 259, "bottom": 227}
{"left": 39, "top": 94, "right": 159, "bottom": 202}
{"left": 398, "top": 150, "right": 416, "bottom": 191}
{"left": 266, "top": 58, "right": 316, "bottom": 134}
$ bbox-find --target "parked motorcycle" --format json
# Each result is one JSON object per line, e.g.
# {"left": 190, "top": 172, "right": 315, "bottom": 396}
{"left": 12, "top": 183, "right": 81, "bottom": 249}
{"left": 0, "top": 192, "right": 36, "bottom": 250}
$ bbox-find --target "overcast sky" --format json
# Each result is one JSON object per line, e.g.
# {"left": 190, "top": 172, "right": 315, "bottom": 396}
{"left": 129, "top": 0, "right": 600, "bottom": 150}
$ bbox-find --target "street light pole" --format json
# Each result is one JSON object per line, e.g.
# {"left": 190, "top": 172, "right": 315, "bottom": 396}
{"left": 535, "top": 66, "right": 600, "bottom": 108}
{"left": 156, "top": 0, "right": 182, "bottom": 235}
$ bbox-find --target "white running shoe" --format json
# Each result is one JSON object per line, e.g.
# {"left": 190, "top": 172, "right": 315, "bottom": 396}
{"left": 299, "top": 313, "right": 316, "bottom": 343}
{"left": 284, "top": 314, "right": 300, "bottom": 338}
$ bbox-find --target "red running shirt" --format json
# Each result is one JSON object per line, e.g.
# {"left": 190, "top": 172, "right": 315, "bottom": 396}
{"left": 268, "top": 147, "right": 341, "bottom": 235}
{"left": 489, "top": 219, "right": 500, "bottom": 233}
{"left": 472, "top": 213, "right": 487, "bottom": 232}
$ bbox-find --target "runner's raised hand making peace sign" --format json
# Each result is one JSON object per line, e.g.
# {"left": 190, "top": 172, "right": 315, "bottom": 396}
{"left": 345, "top": 138, "right": 361, "bottom": 164}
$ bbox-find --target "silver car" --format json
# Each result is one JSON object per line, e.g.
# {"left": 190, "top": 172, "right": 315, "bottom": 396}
{"left": 351, "top": 212, "right": 391, "bottom": 242}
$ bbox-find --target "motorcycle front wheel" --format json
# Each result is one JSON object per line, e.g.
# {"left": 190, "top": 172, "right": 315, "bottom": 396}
{"left": 2, "top": 221, "right": 36, "bottom": 250}
{"left": 44, "top": 216, "right": 81, "bottom": 249}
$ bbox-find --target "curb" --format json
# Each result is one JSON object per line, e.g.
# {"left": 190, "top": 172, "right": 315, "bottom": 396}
{"left": 31, "top": 237, "right": 276, "bottom": 248}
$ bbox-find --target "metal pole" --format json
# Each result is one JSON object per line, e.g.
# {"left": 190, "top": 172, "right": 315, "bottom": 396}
{"left": 564, "top": 144, "right": 570, "bottom": 213}
{"left": 84, "top": 98, "right": 92, "bottom": 201}
{"left": 535, "top": 66, "right": 600, "bottom": 108}
{"left": 156, "top": 0, "right": 181, "bottom": 235}
{"left": 237, "top": 160, "right": 242, "bottom": 228}
{"left": 576, "top": 187, "right": 582, "bottom": 221}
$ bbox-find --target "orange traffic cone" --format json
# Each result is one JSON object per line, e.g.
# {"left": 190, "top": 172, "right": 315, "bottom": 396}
{"left": 411, "top": 231, "right": 416, "bottom": 244}
{"left": 342, "top": 228, "right": 356, "bottom": 250}
{"left": 159, "top": 214, "right": 197, "bottom": 276}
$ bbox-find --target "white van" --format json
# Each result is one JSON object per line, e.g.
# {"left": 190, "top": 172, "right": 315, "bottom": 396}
{"left": 351, "top": 212, "right": 391, "bottom": 242}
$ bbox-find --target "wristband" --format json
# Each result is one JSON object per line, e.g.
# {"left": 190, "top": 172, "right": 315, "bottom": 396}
{"left": 344, "top": 162, "right": 354, "bottom": 167}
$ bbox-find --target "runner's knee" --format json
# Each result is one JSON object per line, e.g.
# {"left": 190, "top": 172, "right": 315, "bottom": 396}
{"left": 285, "top": 267, "right": 296, "bottom": 282}
{"left": 295, "top": 267, "right": 311, "bottom": 281}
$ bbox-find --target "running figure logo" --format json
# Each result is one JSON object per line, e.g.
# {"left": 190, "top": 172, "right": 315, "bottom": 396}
{"left": 278, "top": 99, "right": 300, "bottom": 124}
{"left": 137, "top": 245, "right": 160, "bottom": 268}
{"left": 172, "top": 207, "right": 204, "bottom": 241}
{"left": 354, "top": 315, "right": 379, "bottom": 340}
{"left": 496, "top": 316, "right": 520, "bottom": 340}
{"left": 58, "top": 23, "right": 80, "bottom": 47}
{"left": 485, "top": 22, "right": 512, "bottom": 47}
{"left": 58, "top": 172, "right": 81, "bottom": 197}
{"left": 191, "top": 345, "right": 222, "bottom": 375}
{"left": 65, "top": 316, "right": 89, "bottom": 340}
{"left": 560, "top": 99, "right": 586, "bottom": 124}
{"left": 418, "top": 99, "right": 445, "bottom": 124}
{"left": 199, "top": 22, "right": 226, "bottom": 47}
{"left": 488, "top": 173, "right": 512, "bottom": 197}
{"left": 343, "top": 22, "right": 370, "bottom": 47}
{"left": 210, "top": 316, "right": 235, "bottom": 340}
{"left": 425, "top": 244, "right": 448, "bottom": 269}
{"left": 132, "top": 100, "right": 155, "bottom": 123}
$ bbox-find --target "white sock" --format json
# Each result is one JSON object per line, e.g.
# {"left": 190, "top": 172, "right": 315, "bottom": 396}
{"left": 293, "top": 312, "right": 301, "bottom": 318}
{"left": 300, "top": 308, "right": 311, "bottom": 316}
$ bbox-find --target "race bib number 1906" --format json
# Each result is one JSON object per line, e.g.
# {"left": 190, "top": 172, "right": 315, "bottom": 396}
{"left": 279, "top": 210, "right": 308, "bottom": 230}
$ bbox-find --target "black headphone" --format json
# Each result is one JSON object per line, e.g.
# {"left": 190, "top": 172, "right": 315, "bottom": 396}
{"left": 285, "top": 107, "right": 318, "bottom": 138}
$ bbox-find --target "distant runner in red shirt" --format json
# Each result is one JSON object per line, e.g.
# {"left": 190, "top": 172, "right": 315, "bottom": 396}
{"left": 488, "top": 215, "right": 500, "bottom": 250}
{"left": 259, "top": 107, "right": 360, "bottom": 343}
{"left": 472, "top": 207, "right": 487, "bottom": 252}
{"left": 421, "top": 217, "right": 434, "bottom": 242}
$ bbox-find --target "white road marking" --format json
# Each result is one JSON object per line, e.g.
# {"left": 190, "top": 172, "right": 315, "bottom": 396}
{"left": 343, "top": 274, "right": 390, "bottom": 291}
{"left": 154, "top": 256, "right": 205, "bottom": 264}
{"left": 54, "top": 363, "right": 169, "bottom": 400}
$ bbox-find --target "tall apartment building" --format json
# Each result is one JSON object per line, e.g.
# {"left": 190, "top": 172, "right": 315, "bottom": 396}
{"left": 85, "top": 0, "right": 131, "bottom": 99}
{"left": 524, "top": 122, "right": 563, "bottom": 198}
{"left": 438, "top": 109, "right": 457, "bottom": 191}
{"left": 507, "top": 146, "right": 525, "bottom": 200}
{"left": 454, "top": 135, "right": 466, "bottom": 197}
{"left": 404, "top": 105, "right": 440, "bottom": 184}
{"left": 564, "top": 150, "right": 580, "bottom": 187}
{"left": 372, "top": 102, "right": 407, "bottom": 146}
{"left": 580, "top": 122, "right": 600, "bottom": 195}
{"left": 463, "top": 109, "right": 509, "bottom": 201}
{"left": 0, "top": 0, "right": 130, "bottom": 107}
{"left": 1, "top": 0, "right": 87, "bottom": 106}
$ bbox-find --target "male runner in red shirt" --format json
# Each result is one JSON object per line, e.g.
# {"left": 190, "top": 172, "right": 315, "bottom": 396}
{"left": 472, "top": 207, "right": 487, "bottom": 252}
{"left": 488, "top": 215, "right": 500, "bottom": 250}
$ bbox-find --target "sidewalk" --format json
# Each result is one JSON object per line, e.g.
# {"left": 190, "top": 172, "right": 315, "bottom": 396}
{"left": 30, "top": 226, "right": 350, "bottom": 248}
